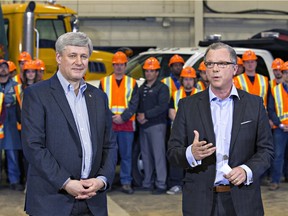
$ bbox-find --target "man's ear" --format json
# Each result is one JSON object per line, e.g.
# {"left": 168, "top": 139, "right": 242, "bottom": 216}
{"left": 233, "top": 65, "right": 238, "bottom": 76}
{"left": 56, "top": 53, "right": 61, "bottom": 64}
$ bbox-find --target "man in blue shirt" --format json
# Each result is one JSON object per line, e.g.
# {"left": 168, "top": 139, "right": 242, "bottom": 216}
{"left": 22, "top": 32, "right": 117, "bottom": 216}
{"left": 167, "top": 42, "right": 274, "bottom": 216}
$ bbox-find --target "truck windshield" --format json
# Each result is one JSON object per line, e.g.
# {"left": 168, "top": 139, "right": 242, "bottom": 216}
{"left": 36, "top": 19, "right": 66, "bottom": 49}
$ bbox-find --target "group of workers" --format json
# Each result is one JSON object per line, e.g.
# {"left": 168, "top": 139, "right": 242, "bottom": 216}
{"left": 0, "top": 46, "right": 287, "bottom": 198}
{"left": 0, "top": 52, "right": 45, "bottom": 191}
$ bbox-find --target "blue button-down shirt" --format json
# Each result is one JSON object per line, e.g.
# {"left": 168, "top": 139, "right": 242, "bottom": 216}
{"left": 210, "top": 86, "right": 237, "bottom": 185}
{"left": 57, "top": 72, "right": 92, "bottom": 179}
{"left": 186, "top": 85, "right": 253, "bottom": 185}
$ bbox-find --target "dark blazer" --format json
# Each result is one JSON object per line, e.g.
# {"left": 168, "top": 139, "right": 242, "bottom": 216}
{"left": 21, "top": 74, "right": 117, "bottom": 216}
{"left": 167, "top": 88, "right": 274, "bottom": 216}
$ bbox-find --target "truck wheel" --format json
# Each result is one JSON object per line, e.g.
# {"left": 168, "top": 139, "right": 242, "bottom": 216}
{"left": 132, "top": 140, "right": 144, "bottom": 187}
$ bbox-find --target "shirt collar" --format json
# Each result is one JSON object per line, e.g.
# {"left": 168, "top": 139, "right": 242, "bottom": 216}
{"left": 209, "top": 84, "right": 239, "bottom": 102}
{"left": 57, "top": 71, "right": 87, "bottom": 94}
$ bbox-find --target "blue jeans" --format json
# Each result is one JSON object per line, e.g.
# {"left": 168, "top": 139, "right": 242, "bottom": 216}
{"left": 5, "top": 150, "right": 21, "bottom": 184}
{"left": 271, "top": 128, "right": 288, "bottom": 184}
{"left": 115, "top": 131, "right": 134, "bottom": 185}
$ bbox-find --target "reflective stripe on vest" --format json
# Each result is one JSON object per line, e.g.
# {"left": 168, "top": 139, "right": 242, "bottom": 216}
{"left": 173, "top": 87, "right": 200, "bottom": 112}
{"left": 161, "top": 77, "right": 177, "bottom": 97}
{"left": 196, "top": 80, "right": 206, "bottom": 91}
{"left": 270, "top": 79, "right": 278, "bottom": 90}
{"left": 14, "top": 84, "right": 22, "bottom": 109}
{"left": 14, "top": 84, "right": 22, "bottom": 130}
{"left": 234, "top": 73, "right": 268, "bottom": 107}
{"left": 272, "top": 83, "right": 288, "bottom": 125}
{"left": 0, "top": 93, "right": 4, "bottom": 138}
{"left": 13, "top": 74, "right": 22, "bottom": 84}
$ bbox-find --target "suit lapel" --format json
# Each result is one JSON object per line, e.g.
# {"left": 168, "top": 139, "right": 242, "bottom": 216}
{"left": 230, "top": 90, "right": 246, "bottom": 154}
{"left": 50, "top": 75, "right": 81, "bottom": 151}
{"left": 84, "top": 86, "right": 98, "bottom": 160}
{"left": 198, "top": 90, "right": 215, "bottom": 145}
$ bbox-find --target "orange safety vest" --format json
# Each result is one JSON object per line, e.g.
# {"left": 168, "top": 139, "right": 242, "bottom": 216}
{"left": 196, "top": 80, "right": 206, "bottom": 91}
{"left": 270, "top": 79, "right": 279, "bottom": 90}
{"left": 173, "top": 86, "right": 201, "bottom": 112}
{"left": 272, "top": 83, "right": 288, "bottom": 126}
{"left": 161, "top": 77, "right": 179, "bottom": 97}
{"left": 101, "top": 74, "right": 136, "bottom": 131}
{"left": 12, "top": 74, "right": 22, "bottom": 84}
{"left": 0, "top": 92, "right": 5, "bottom": 139}
{"left": 234, "top": 73, "right": 269, "bottom": 107}
{"left": 13, "top": 84, "right": 22, "bottom": 130}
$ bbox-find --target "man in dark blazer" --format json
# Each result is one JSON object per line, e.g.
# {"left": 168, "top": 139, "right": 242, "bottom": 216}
{"left": 167, "top": 42, "right": 274, "bottom": 216}
{"left": 21, "top": 32, "right": 117, "bottom": 216}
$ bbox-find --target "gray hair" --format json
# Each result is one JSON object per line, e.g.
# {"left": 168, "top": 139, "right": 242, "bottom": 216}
{"left": 203, "top": 42, "right": 237, "bottom": 64}
{"left": 55, "top": 32, "right": 93, "bottom": 56}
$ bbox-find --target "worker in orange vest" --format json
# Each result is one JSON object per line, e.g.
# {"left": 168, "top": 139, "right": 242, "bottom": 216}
{"left": 166, "top": 66, "right": 201, "bottom": 195}
{"left": 270, "top": 58, "right": 284, "bottom": 89}
{"left": 0, "top": 59, "right": 23, "bottom": 191}
{"left": 161, "top": 54, "right": 185, "bottom": 97}
{"left": 17, "top": 51, "right": 32, "bottom": 83}
{"left": 235, "top": 57, "right": 244, "bottom": 76}
{"left": 234, "top": 50, "right": 270, "bottom": 108}
{"left": 196, "top": 61, "right": 209, "bottom": 91}
{"left": 268, "top": 61, "right": 288, "bottom": 191}
{"left": 99, "top": 51, "right": 138, "bottom": 194}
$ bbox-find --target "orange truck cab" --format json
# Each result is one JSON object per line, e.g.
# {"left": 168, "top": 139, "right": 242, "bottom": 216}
{"left": 1, "top": 1, "right": 113, "bottom": 81}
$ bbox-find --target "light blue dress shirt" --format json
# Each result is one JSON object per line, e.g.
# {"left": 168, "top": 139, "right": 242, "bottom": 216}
{"left": 186, "top": 85, "right": 253, "bottom": 185}
{"left": 57, "top": 72, "right": 92, "bottom": 179}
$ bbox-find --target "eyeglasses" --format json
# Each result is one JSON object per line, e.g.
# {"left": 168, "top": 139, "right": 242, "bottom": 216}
{"left": 204, "top": 61, "right": 235, "bottom": 69}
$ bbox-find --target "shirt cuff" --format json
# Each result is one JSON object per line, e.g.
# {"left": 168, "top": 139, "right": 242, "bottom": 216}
{"left": 240, "top": 164, "right": 253, "bottom": 185}
{"left": 186, "top": 145, "right": 202, "bottom": 167}
{"left": 96, "top": 176, "right": 108, "bottom": 191}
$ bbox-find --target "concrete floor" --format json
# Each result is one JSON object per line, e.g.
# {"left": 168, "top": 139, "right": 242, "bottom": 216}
{"left": 0, "top": 182, "right": 288, "bottom": 216}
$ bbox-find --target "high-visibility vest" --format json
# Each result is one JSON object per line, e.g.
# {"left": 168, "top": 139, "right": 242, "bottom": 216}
{"left": 173, "top": 86, "right": 201, "bottom": 112}
{"left": 196, "top": 80, "right": 206, "bottom": 91}
{"left": 272, "top": 83, "right": 288, "bottom": 125}
{"left": 101, "top": 74, "right": 136, "bottom": 131}
{"left": 161, "top": 77, "right": 179, "bottom": 97}
{"left": 0, "top": 92, "right": 5, "bottom": 139}
{"left": 270, "top": 79, "right": 279, "bottom": 90}
{"left": 13, "top": 84, "right": 22, "bottom": 130}
{"left": 12, "top": 74, "right": 22, "bottom": 84}
{"left": 234, "top": 73, "right": 269, "bottom": 107}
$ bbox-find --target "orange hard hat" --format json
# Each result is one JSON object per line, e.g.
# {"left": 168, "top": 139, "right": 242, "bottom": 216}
{"left": 271, "top": 58, "right": 284, "bottom": 70}
{"left": 237, "top": 57, "right": 243, "bottom": 65}
{"left": 198, "top": 61, "right": 206, "bottom": 71}
{"left": 143, "top": 57, "right": 160, "bottom": 70}
{"left": 23, "top": 60, "right": 38, "bottom": 71}
{"left": 7, "top": 61, "right": 17, "bottom": 72}
{"left": 242, "top": 50, "right": 257, "bottom": 61}
{"left": 281, "top": 61, "right": 288, "bottom": 71}
{"left": 180, "top": 66, "right": 196, "bottom": 78}
{"left": 168, "top": 54, "right": 185, "bottom": 67}
{"left": 112, "top": 51, "right": 128, "bottom": 64}
{"left": 18, "top": 51, "right": 32, "bottom": 61}
{"left": 34, "top": 59, "right": 46, "bottom": 70}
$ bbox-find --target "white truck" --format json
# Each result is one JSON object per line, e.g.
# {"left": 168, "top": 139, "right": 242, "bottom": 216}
{"left": 125, "top": 46, "right": 275, "bottom": 87}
